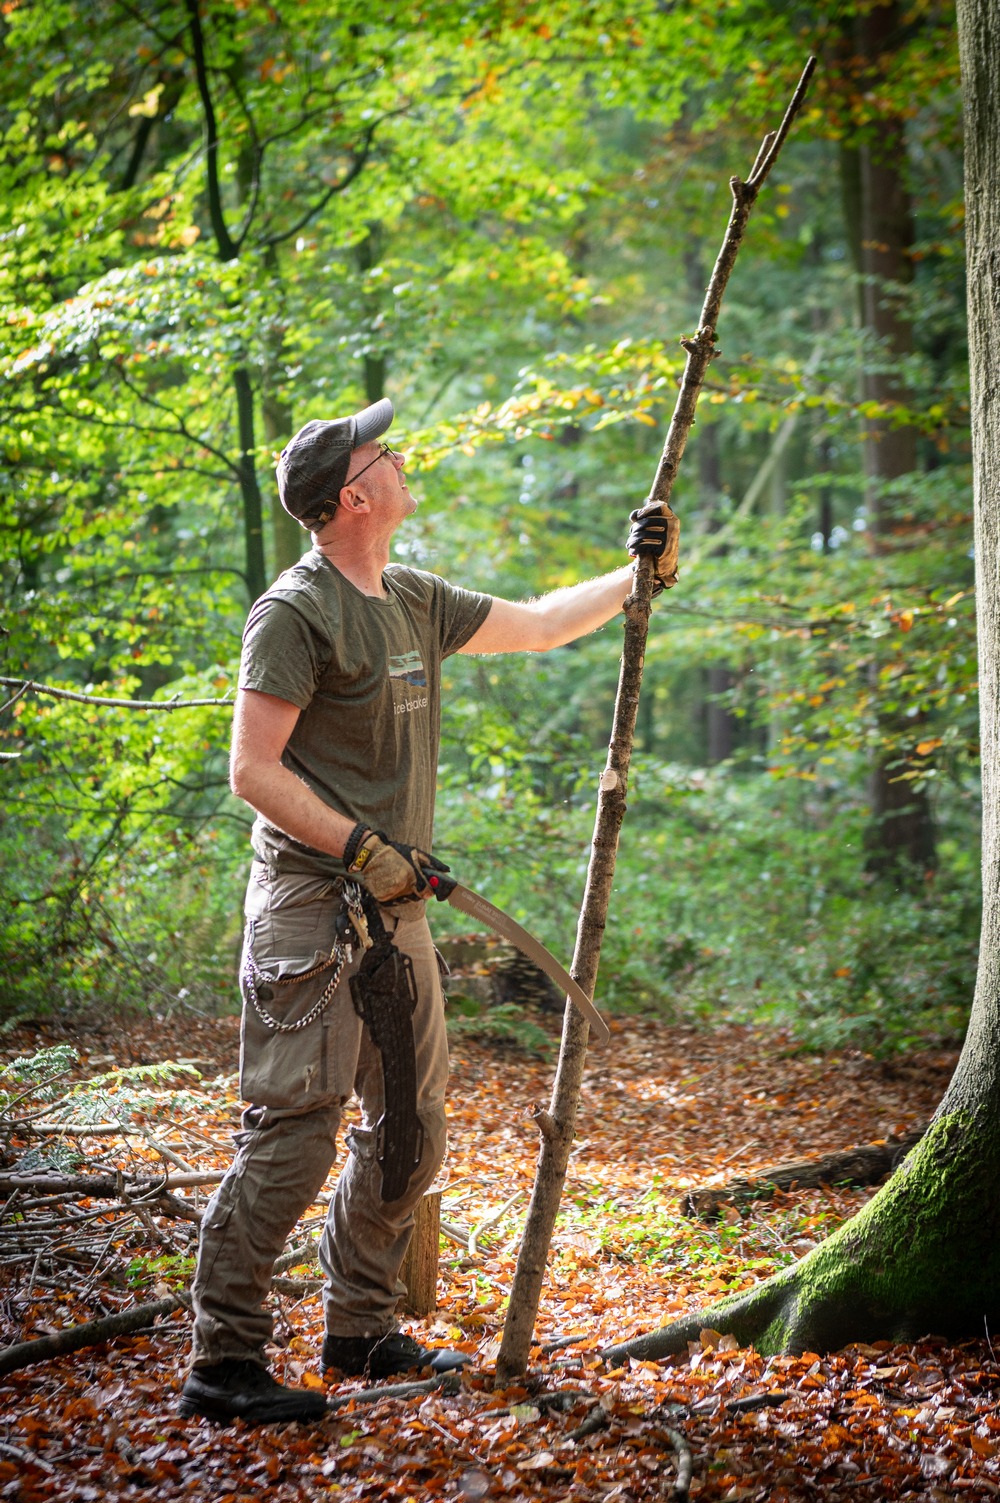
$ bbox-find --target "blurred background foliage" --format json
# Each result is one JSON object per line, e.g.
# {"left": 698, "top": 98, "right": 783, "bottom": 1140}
{"left": 0, "top": 0, "right": 976, "bottom": 1052}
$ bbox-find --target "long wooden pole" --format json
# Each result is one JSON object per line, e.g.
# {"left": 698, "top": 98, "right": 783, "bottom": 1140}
{"left": 495, "top": 58, "right": 817, "bottom": 1384}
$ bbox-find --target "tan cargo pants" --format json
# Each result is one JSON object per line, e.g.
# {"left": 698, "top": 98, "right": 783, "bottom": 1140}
{"left": 189, "top": 864, "right": 449, "bottom": 1368}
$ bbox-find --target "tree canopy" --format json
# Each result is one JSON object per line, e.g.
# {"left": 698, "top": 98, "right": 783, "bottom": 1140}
{"left": 1, "top": 0, "right": 973, "bottom": 1059}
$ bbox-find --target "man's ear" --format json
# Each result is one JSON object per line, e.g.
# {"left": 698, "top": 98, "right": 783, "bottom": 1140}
{"left": 337, "top": 482, "right": 370, "bottom": 515}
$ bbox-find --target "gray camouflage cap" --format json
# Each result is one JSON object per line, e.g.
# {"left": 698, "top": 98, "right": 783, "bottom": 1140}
{"left": 276, "top": 398, "right": 394, "bottom": 528}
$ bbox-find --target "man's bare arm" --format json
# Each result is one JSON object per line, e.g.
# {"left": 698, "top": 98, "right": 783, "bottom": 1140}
{"left": 458, "top": 564, "right": 636, "bottom": 656}
{"left": 230, "top": 688, "right": 356, "bottom": 857}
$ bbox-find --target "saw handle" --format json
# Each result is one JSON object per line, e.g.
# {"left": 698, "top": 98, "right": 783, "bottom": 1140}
{"left": 426, "top": 872, "right": 457, "bottom": 901}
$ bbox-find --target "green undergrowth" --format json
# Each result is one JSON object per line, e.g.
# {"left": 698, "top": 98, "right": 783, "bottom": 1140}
{"left": 553, "top": 1180, "right": 855, "bottom": 1299}
{"left": 434, "top": 753, "right": 980, "bottom": 1055}
{"left": 1, "top": 733, "right": 980, "bottom": 1058}
{"left": 445, "top": 997, "right": 554, "bottom": 1057}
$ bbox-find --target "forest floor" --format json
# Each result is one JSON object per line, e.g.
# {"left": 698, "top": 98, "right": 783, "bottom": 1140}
{"left": 2, "top": 1001, "right": 997, "bottom": 1502}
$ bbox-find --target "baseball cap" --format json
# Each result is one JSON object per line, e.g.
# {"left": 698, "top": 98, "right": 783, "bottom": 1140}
{"left": 276, "top": 398, "right": 394, "bottom": 528}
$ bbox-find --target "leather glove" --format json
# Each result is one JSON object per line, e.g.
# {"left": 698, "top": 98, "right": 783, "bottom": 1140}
{"left": 627, "top": 502, "right": 680, "bottom": 595}
{"left": 343, "top": 824, "right": 450, "bottom": 903}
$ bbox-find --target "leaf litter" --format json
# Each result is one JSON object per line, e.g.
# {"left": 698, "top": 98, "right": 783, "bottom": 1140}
{"left": 2, "top": 1009, "right": 997, "bottom": 1501}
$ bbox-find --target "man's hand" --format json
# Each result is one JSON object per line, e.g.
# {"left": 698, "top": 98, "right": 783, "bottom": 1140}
{"left": 627, "top": 502, "right": 680, "bottom": 595}
{"left": 344, "top": 825, "right": 450, "bottom": 903}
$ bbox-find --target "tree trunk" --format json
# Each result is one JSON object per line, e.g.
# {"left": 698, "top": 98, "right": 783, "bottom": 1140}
{"left": 187, "top": 0, "right": 269, "bottom": 601}
{"left": 234, "top": 367, "right": 267, "bottom": 603}
{"left": 700, "top": 418, "right": 737, "bottom": 765}
{"left": 685, "top": 247, "right": 739, "bottom": 768}
{"left": 603, "top": 0, "right": 1000, "bottom": 1364}
{"left": 357, "top": 223, "right": 387, "bottom": 404}
{"left": 844, "top": 0, "right": 936, "bottom": 881}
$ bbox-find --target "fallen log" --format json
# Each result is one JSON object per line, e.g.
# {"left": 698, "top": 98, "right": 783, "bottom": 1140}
{"left": 680, "top": 1128, "right": 926, "bottom": 1219}
{"left": 0, "top": 1169, "right": 224, "bottom": 1198}
{"left": 0, "top": 1237, "right": 320, "bottom": 1377}
{"left": 0, "top": 1295, "right": 188, "bottom": 1377}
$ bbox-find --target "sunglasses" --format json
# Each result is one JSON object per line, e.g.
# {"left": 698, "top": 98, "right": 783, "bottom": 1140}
{"left": 345, "top": 441, "right": 399, "bottom": 485}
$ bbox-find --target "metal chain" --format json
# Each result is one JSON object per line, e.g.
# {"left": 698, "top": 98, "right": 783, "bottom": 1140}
{"left": 242, "top": 881, "right": 366, "bottom": 1034}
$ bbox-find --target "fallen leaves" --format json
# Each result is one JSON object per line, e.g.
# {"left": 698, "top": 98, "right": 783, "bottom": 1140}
{"left": 3, "top": 1011, "right": 996, "bottom": 1501}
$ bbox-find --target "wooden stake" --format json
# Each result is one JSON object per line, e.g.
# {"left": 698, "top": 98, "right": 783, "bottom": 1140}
{"left": 495, "top": 57, "right": 817, "bottom": 1384}
{"left": 400, "top": 1190, "right": 441, "bottom": 1316}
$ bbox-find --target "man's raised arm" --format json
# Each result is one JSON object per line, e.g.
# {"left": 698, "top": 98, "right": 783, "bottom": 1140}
{"left": 458, "top": 564, "right": 635, "bottom": 656}
{"left": 458, "top": 504, "right": 678, "bottom": 656}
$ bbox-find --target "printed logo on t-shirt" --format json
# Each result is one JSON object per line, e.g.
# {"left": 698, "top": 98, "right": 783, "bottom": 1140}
{"left": 389, "top": 650, "right": 429, "bottom": 715}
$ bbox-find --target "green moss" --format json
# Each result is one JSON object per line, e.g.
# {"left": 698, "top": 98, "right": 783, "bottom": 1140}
{"left": 610, "top": 1110, "right": 1000, "bottom": 1362}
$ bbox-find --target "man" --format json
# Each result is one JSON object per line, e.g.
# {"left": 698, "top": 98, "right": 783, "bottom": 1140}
{"left": 179, "top": 398, "right": 678, "bottom": 1424}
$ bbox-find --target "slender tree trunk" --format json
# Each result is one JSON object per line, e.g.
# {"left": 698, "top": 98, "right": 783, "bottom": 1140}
{"left": 699, "top": 418, "right": 737, "bottom": 764}
{"left": 259, "top": 252, "right": 303, "bottom": 577}
{"left": 234, "top": 367, "right": 267, "bottom": 602}
{"left": 684, "top": 245, "right": 738, "bottom": 767}
{"left": 357, "top": 224, "right": 387, "bottom": 404}
{"left": 603, "top": 0, "right": 1000, "bottom": 1364}
{"left": 262, "top": 383, "right": 304, "bottom": 577}
{"left": 187, "top": 0, "right": 269, "bottom": 600}
{"left": 842, "top": 0, "right": 936, "bottom": 881}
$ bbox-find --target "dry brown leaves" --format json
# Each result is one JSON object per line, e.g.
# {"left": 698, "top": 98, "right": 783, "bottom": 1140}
{"left": 3, "top": 1009, "right": 996, "bottom": 1502}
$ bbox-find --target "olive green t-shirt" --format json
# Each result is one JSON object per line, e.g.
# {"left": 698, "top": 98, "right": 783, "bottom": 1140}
{"left": 239, "top": 551, "right": 492, "bottom": 876}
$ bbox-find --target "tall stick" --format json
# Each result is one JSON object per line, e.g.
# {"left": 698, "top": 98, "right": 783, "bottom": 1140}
{"left": 495, "top": 58, "right": 817, "bottom": 1384}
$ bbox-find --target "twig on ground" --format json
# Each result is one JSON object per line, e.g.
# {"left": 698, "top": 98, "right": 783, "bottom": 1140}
{"left": 271, "top": 1275, "right": 323, "bottom": 1297}
{"left": 723, "top": 1389, "right": 792, "bottom": 1415}
{"left": 273, "top": 1236, "right": 319, "bottom": 1275}
{"left": 0, "top": 1169, "right": 225, "bottom": 1197}
{"left": 539, "top": 1333, "right": 589, "bottom": 1354}
{"left": 440, "top": 1219, "right": 470, "bottom": 1249}
{"left": 468, "top": 1190, "right": 520, "bottom": 1257}
{"left": 658, "top": 1425, "right": 693, "bottom": 1500}
{"left": 566, "top": 1405, "right": 610, "bottom": 1442}
{"left": 325, "top": 1369, "right": 462, "bottom": 1411}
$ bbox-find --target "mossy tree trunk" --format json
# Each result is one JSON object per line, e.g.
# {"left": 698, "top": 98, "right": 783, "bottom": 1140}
{"left": 604, "top": 0, "right": 1000, "bottom": 1363}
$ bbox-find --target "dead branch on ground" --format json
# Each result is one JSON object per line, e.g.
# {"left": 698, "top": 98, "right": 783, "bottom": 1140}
{"left": 680, "top": 1128, "right": 926, "bottom": 1219}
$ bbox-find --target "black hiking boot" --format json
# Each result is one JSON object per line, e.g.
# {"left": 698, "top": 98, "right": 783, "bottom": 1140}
{"left": 322, "top": 1330, "right": 469, "bottom": 1380}
{"left": 178, "top": 1358, "right": 328, "bottom": 1425}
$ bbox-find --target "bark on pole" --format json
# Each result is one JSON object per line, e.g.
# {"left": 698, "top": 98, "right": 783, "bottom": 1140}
{"left": 495, "top": 59, "right": 817, "bottom": 1384}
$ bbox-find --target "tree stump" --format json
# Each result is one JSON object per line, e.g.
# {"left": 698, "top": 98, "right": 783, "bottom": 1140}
{"left": 399, "top": 1190, "right": 441, "bottom": 1316}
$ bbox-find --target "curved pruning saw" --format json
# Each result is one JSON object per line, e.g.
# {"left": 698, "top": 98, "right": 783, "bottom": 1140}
{"left": 427, "top": 873, "right": 610, "bottom": 1047}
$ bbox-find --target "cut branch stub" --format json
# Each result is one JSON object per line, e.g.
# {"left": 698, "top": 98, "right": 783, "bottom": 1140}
{"left": 495, "top": 56, "right": 817, "bottom": 1387}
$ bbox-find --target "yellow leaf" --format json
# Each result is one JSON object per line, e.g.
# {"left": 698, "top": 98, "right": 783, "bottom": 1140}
{"left": 129, "top": 84, "right": 163, "bottom": 118}
{"left": 915, "top": 738, "right": 943, "bottom": 756}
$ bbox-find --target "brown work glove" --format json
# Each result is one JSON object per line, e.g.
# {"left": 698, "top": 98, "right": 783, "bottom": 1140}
{"left": 626, "top": 501, "right": 680, "bottom": 595}
{"left": 343, "top": 824, "right": 450, "bottom": 903}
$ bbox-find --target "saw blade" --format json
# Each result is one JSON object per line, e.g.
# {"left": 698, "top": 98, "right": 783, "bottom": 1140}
{"left": 440, "top": 882, "right": 610, "bottom": 1047}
